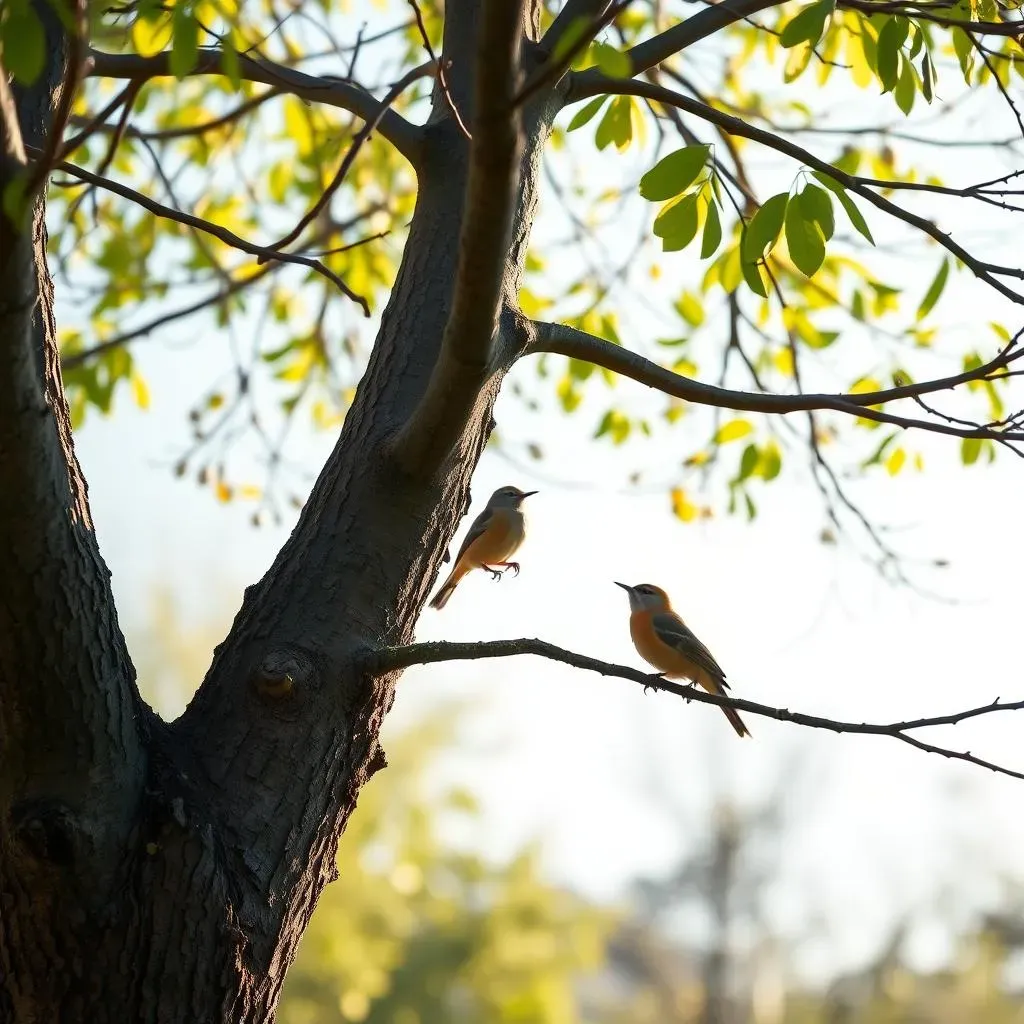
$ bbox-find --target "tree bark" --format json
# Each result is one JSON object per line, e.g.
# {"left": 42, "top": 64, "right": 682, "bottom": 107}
{"left": 0, "top": 1, "right": 560, "bottom": 1020}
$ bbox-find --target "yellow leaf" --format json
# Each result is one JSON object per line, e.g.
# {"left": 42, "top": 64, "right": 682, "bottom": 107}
{"left": 132, "top": 14, "right": 173, "bottom": 57}
{"left": 773, "top": 348, "right": 794, "bottom": 376}
{"left": 238, "top": 484, "right": 262, "bottom": 499}
{"left": 849, "top": 376, "right": 882, "bottom": 395}
{"left": 885, "top": 447, "right": 906, "bottom": 476}
{"left": 671, "top": 487, "right": 699, "bottom": 522}
{"left": 215, "top": 480, "right": 233, "bottom": 503}
{"left": 131, "top": 373, "right": 150, "bottom": 410}
{"left": 714, "top": 419, "right": 753, "bottom": 444}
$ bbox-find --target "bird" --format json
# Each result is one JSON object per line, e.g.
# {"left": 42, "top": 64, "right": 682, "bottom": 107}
{"left": 614, "top": 581, "right": 750, "bottom": 738}
{"left": 429, "top": 485, "right": 538, "bottom": 610}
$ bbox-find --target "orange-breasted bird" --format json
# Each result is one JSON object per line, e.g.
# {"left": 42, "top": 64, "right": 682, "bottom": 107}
{"left": 615, "top": 581, "right": 750, "bottom": 738}
{"left": 430, "top": 486, "right": 537, "bottom": 610}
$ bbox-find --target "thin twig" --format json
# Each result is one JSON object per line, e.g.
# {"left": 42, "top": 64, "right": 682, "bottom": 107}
{"left": 408, "top": 0, "right": 472, "bottom": 138}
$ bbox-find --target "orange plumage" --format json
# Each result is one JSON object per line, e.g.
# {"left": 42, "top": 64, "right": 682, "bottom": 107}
{"left": 616, "top": 582, "right": 750, "bottom": 738}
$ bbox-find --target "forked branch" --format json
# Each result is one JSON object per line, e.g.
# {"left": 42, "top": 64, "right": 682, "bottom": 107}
{"left": 365, "top": 639, "right": 1024, "bottom": 781}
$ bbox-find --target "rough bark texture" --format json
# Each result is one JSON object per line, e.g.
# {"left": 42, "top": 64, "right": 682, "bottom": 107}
{"left": 0, "top": 1, "right": 561, "bottom": 1021}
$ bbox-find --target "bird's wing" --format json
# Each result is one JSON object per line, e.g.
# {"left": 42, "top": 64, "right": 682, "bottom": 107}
{"left": 650, "top": 611, "right": 729, "bottom": 688}
{"left": 451, "top": 506, "right": 497, "bottom": 564}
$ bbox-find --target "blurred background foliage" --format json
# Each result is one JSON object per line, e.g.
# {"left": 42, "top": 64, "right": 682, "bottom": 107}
{"left": 135, "top": 589, "right": 1024, "bottom": 1023}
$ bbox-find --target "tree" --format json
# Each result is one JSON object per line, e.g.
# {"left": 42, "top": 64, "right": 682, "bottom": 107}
{"left": 1, "top": 0, "right": 1022, "bottom": 1019}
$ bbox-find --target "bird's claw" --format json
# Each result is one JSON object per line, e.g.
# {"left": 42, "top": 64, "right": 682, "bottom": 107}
{"left": 484, "top": 565, "right": 503, "bottom": 581}
{"left": 505, "top": 562, "right": 520, "bottom": 577}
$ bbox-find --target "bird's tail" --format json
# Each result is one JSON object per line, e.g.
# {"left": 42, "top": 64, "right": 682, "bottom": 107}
{"left": 700, "top": 673, "right": 751, "bottom": 738}
{"left": 722, "top": 704, "right": 751, "bottom": 739}
{"left": 429, "top": 566, "right": 466, "bottom": 610}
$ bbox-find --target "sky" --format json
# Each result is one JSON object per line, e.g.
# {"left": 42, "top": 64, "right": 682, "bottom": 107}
{"left": 55, "top": 0, "right": 1024, "bottom": 986}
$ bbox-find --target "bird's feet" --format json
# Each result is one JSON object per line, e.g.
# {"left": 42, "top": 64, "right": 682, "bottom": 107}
{"left": 497, "top": 561, "right": 520, "bottom": 577}
{"left": 483, "top": 565, "right": 504, "bottom": 581}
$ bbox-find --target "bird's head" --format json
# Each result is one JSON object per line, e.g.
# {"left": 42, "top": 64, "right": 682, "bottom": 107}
{"left": 615, "top": 581, "right": 671, "bottom": 613}
{"left": 489, "top": 485, "right": 538, "bottom": 508}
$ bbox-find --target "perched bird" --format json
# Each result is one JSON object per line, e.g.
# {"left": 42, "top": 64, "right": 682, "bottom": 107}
{"left": 615, "top": 581, "right": 750, "bottom": 738}
{"left": 430, "top": 486, "right": 538, "bottom": 610}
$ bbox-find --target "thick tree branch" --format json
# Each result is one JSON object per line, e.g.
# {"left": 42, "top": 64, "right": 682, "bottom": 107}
{"left": 576, "top": 0, "right": 785, "bottom": 83}
{"left": 526, "top": 319, "right": 1024, "bottom": 443}
{"left": 49, "top": 158, "right": 371, "bottom": 314}
{"left": 391, "top": 0, "right": 526, "bottom": 475}
{"left": 364, "top": 639, "right": 1024, "bottom": 781}
{"left": 567, "top": 75, "right": 1024, "bottom": 304}
{"left": 87, "top": 47, "right": 423, "bottom": 165}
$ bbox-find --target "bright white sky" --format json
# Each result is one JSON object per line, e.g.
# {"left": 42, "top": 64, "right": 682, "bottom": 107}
{"left": 60, "top": 0, "right": 1024, "bottom": 986}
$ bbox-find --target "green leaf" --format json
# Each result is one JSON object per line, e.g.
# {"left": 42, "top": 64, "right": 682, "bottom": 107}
{"left": 916, "top": 259, "right": 949, "bottom": 321}
{"left": 952, "top": 28, "right": 975, "bottom": 81}
{"left": 595, "top": 96, "right": 632, "bottom": 151}
{"left": 701, "top": 199, "right": 722, "bottom": 258}
{"left": 221, "top": 38, "right": 242, "bottom": 90}
{"left": 921, "top": 52, "right": 934, "bottom": 102}
{"left": 758, "top": 443, "right": 783, "bottom": 481}
{"left": 961, "top": 436, "right": 981, "bottom": 465}
{"left": 894, "top": 53, "right": 916, "bottom": 115}
{"left": 676, "top": 291, "right": 704, "bottom": 326}
{"left": 742, "top": 193, "right": 789, "bottom": 262}
{"left": 740, "top": 255, "right": 768, "bottom": 298}
{"left": 811, "top": 172, "right": 874, "bottom": 243}
{"left": 780, "top": 0, "right": 834, "bottom": 49}
{"left": 551, "top": 15, "right": 591, "bottom": 62}
{"left": 592, "top": 41, "right": 632, "bottom": 78}
{"left": 784, "top": 199, "right": 826, "bottom": 277}
{"left": 876, "top": 16, "right": 908, "bottom": 93}
{"left": 653, "top": 193, "right": 700, "bottom": 252}
{"left": 738, "top": 443, "right": 759, "bottom": 481}
{"left": 638, "top": 145, "right": 710, "bottom": 202}
{"left": 170, "top": 5, "right": 199, "bottom": 79}
{"left": 715, "top": 419, "right": 754, "bottom": 444}
{"left": 797, "top": 184, "right": 834, "bottom": 241}
{"left": 1, "top": 3, "right": 45, "bottom": 83}
{"left": 567, "top": 96, "right": 608, "bottom": 132}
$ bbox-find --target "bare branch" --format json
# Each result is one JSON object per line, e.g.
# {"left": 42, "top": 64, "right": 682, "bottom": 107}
{"left": 87, "top": 46, "right": 423, "bottom": 165}
{"left": 391, "top": 0, "right": 526, "bottom": 476}
{"left": 49, "top": 157, "right": 371, "bottom": 315}
{"left": 364, "top": 639, "right": 1024, "bottom": 781}
{"left": 526, "top": 319, "right": 1024, "bottom": 443}
{"left": 567, "top": 74, "right": 1024, "bottom": 304}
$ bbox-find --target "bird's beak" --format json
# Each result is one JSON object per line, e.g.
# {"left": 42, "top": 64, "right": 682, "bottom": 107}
{"left": 614, "top": 581, "right": 632, "bottom": 593}
{"left": 521, "top": 490, "right": 538, "bottom": 498}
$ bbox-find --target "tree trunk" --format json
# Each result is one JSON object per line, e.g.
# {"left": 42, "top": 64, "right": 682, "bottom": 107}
{"left": 0, "top": 2, "right": 558, "bottom": 1020}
